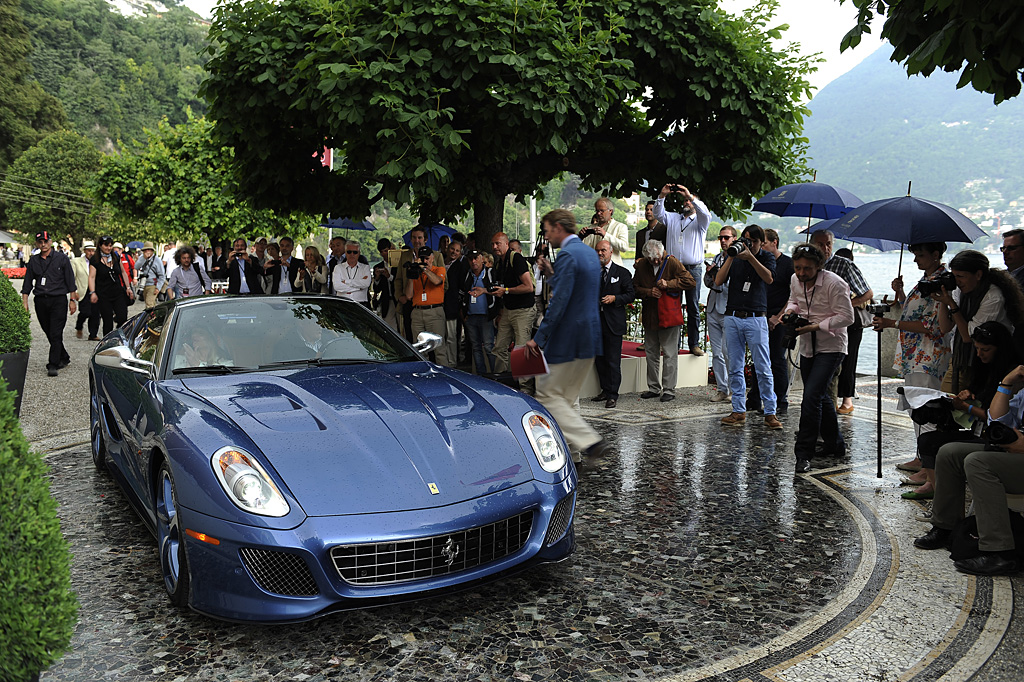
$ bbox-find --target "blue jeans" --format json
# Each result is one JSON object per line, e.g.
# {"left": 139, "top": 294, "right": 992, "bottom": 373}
{"left": 747, "top": 320, "right": 791, "bottom": 411}
{"left": 724, "top": 315, "right": 775, "bottom": 415}
{"left": 707, "top": 309, "right": 729, "bottom": 393}
{"left": 465, "top": 314, "right": 496, "bottom": 374}
{"left": 795, "top": 352, "right": 846, "bottom": 462}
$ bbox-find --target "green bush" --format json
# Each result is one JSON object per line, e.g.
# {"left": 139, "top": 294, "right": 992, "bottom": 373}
{"left": 0, "top": 274, "right": 31, "bottom": 354}
{"left": 0, "top": 376, "right": 78, "bottom": 681}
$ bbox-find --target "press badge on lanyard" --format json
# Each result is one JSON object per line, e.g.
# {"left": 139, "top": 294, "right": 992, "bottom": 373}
{"left": 742, "top": 281, "right": 751, "bottom": 292}
{"left": 40, "top": 277, "right": 46, "bottom": 286}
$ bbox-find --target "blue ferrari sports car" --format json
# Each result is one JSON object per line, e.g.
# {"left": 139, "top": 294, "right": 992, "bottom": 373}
{"left": 89, "top": 295, "right": 577, "bottom": 622}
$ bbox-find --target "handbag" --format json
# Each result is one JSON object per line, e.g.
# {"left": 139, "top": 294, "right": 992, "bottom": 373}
{"left": 654, "top": 261, "right": 684, "bottom": 329}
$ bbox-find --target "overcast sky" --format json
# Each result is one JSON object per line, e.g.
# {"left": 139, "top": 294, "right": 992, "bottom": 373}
{"left": 181, "top": 0, "right": 884, "bottom": 92}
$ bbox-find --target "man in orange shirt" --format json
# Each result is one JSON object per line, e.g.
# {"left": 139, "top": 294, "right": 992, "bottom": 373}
{"left": 404, "top": 246, "right": 448, "bottom": 365}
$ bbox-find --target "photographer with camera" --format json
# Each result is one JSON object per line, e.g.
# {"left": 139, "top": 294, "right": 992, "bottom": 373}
{"left": 914, "top": 360, "right": 1024, "bottom": 576}
{"left": 226, "top": 238, "right": 264, "bottom": 295}
{"left": 714, "top": 225, "right": 781, "bottom": 430}
{"left": 652, "top": 183, "right": 711, "bottom": 355}
{"left": 871, "top": 242, "right": 951, "bottom": 473}
{"left": 809, "top": 230, "right": 874, "bottom": 415}
{"left": 933, "top": 250, "right": 1024, "bottom": 394}
{"left": 491, "top": 232, "right": 537, "bottom": 380}
{"left": 704, "top": 226, "right": 736, "bottom": 402}
{"left": 581, "top": 197, "right": 629, "bottom": 265}
{"left": 900, "top": 321, "right": 1022, "bottom": 501}
{"left": 403, "top": 245, "right": 448, "bottom": 365}
{"left": 773, "top": 243, "right": 854, "bottom": 473}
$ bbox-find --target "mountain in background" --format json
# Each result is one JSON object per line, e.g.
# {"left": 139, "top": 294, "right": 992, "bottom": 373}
{"left": 803, "top": 47, "right": 1024, "bottom": 232}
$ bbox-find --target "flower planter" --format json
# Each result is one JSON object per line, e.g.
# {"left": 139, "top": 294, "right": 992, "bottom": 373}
{"left": 0, "top": 350, "right": 30, "bottom": 417}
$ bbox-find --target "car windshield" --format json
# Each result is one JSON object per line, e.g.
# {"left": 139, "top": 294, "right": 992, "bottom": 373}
{"left": 168, "top": 297, "right": 419, "bottom": 374}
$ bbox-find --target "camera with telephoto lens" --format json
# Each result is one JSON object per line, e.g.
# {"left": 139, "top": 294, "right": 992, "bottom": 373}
{"left": 985, "top": 421, "right": 1020, "bottom": 448}
{"left": 916, "top": 271, "right": 957, "bottom": 297}
{"left": 866, "top": 302, "right": 891, "bottom": 316}
{"left": 779, "top": 312, "right": 811, "bottom": 350}
{"left": 726, "top": 237, "right": 752, "bottom": 258}
{"left": 402, "top": 260, "right": 423, "bottom": 278}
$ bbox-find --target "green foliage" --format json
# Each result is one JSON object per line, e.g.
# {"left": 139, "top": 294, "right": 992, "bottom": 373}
{"left": 841, "top": 0, "right": 1024, "bottom": 103}
{"left": 0, "top": 374, "right": 78, "bottom": 681}
{"left": 20, "top": 0, "right": 210, "bottom": 147}
{"left": 201, "top": 0, "right": 815, "bottom": 246}
{"left": 93, "top": 112, "right": 319, "bottom": 246}
{"left": 0, "top": 0, "right": 67, "bottom": 172}
{"left": 0, "top": 273, "right": 31, "bottom": 353}
{"left": 1, "top": 130, "right": 103, "bottom": 251}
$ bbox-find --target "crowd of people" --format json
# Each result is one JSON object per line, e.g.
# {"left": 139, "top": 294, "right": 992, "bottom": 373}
{"left": 17, "top": 203, "right": 1024, "bottom": 578}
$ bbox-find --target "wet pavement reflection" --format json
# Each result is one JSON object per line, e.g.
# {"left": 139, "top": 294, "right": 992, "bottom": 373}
{"left": 43, "top": 412, "right": 883, "bottom": 681}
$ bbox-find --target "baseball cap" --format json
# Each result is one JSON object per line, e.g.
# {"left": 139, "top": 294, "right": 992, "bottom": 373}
{"left": 417, "top": 246, "right": 433, "bottom": 258}
{"left": 35, "top": 231, "right": 51, "bottom": 242}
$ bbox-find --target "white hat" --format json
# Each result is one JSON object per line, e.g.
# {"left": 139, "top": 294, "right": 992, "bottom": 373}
{"left": 81, "top": 240, "right": 96, "bottom": 250}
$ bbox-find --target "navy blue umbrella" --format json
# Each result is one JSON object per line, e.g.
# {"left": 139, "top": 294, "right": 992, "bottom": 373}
{"left": 801, "top": 219, "right": 902, "bottom": 252}
{"left": 403, "top": 223, "right": 456, "bottom": 251}
{"left": 320, "top": 217, "right": 377, "bottom": 231}
{"left": 834, "top": 195, "right": 985, "bottom": 245}
{"left": 753, "top": 181, "right": 863, "bottom": 220}
{"left": 126, "top": 240, "right": 145, "bottom": 249}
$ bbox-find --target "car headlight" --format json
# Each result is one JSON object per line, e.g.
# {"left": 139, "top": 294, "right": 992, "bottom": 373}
{"left": 522, "top": 412, "right": 567, "bottom": 473}
{"left": 211, "top": 447, "right": 290, "bottom": 517}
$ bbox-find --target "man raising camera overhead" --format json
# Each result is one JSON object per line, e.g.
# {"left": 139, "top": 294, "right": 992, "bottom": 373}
{"left": 773, "top": 243, "right": 855, "bottom": 473}
{"left": 651, "top": 183, "right": 711, "bottom": 356}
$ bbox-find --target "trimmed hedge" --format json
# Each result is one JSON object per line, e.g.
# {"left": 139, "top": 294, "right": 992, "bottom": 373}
{"left": 0, "top": 273, "right": 31, "bottom": 354}
{"left": 0, "top": 376, "right": 78, "bottom": 681}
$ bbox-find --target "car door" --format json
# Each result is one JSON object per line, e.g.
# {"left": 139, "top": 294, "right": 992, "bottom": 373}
{"left": 102, "top": 306, "right": 169, "bottom": 507}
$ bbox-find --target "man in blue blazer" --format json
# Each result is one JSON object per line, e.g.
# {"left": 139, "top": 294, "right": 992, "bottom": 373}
{"left": 526, "top": 209, "right": 607, "bottom": 463}
{"left": 592, "top": 240, "right": 635, "bottom": 408}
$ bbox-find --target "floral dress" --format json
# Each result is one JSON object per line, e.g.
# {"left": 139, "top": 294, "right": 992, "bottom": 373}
{"left": 894, "top": 265, "right": 951, "bottom": 380}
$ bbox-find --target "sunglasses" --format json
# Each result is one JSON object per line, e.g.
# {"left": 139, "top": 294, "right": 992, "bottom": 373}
{"left": 972, "top": 326, "right": 997, "bottom": 343}
{"left": 346, "top": 250, "right": 359, "bottom": 254}
{"left": 1000, "top": 244, "right": 1022, "bottom": 253}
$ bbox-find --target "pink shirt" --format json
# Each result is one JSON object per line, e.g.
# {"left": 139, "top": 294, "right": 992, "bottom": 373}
{"left": 782, "top": 270, "right": 855, "bottom": 358}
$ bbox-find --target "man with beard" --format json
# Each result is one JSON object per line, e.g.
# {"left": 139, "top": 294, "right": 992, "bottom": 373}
{"left": 774, "top": 243, "right": 854, "bottom": 473}
{"left": 581, "top": 197, "right": 629, "bottom": 265}
{"left": 652, "top": 183, "right": 711, "bottom": 356}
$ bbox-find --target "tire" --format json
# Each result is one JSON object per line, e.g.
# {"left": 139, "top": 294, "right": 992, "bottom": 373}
{"left": 90, "top": 421, "right": 107, "bottom": 470}
{"left": 155, "top": 462, "right": 191, "bottom": 607}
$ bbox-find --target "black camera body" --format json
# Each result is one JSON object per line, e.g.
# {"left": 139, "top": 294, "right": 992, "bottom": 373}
{"left": 910, "top": 396, "right": 960, "bottom": 432}
{"left": 402, "top": 260, "right": 424, "bottom": 278}
{"left": 985, "top": 421, "right": 1020, "bottom": 448}
{"left": 579, "top": 226, "right": 598, "bottom": 239}
{"left": 779, "top": 312, "right": 811, "bottom": 350}
{"left": 866, "top": 302, "right": 891, "bottom": 315}
{"left": 916, "top": 271, "right": 957, "bottom": 297}
{"left": 726, "top": 237, "right": 752, "bottom": 258}
{"left": 664, "top": 192, "right": 688, "bottom": 213}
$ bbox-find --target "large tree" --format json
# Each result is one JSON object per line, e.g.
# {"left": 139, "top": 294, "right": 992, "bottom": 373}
{"left": 841, "top": 0, "right": 1024, "bottom": 103}
{"left": 201, "top": 0, "right": 814, "bottom": 244}
{"left": 1, "top": 129, "right": 101, "bottom": 250}
{"left": 93, "top": 112, "right": 318, "bottom": 246}
{"left": 0, "top": 0, "right": 65, "bottom": 174}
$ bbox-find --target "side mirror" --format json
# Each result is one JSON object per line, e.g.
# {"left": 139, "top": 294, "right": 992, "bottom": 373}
{"left": 95, "top": 345, "right": 156, "bottom": 378}
{"left": 412, "top": 332, "right": 443, "bottom": 354}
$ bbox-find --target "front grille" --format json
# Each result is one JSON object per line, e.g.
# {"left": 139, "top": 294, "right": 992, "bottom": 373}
{"left": 331, "top": 511, "right": 534, "bottom": 585}
{"left": 240, "top": 548, "right": 319, "bottom": 596}
{"left": 544, "top": 492, "right": 575, "bottom": 546}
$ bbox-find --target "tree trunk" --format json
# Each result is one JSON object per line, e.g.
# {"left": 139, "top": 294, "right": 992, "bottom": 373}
{"left": 472, "top": 196, "right": 505, "bottom": 251}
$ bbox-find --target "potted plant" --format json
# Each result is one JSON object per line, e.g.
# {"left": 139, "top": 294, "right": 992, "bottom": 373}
{"left": 0, "top": 376, "right": 78, "bottom": 681}
{"left": 0, "top": 272, "right": 31, "bottom": 416}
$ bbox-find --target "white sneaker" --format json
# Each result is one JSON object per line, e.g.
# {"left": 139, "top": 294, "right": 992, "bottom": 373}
{"left": 915, "top": 509, "right": 933, "bottom": 523}
{"left": 710, "top": 390, "right": 730, "bottom": 403}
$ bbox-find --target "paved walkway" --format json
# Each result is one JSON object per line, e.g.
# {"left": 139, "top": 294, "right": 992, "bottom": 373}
{"left": 16, "top": 309, "right": 1022, "bottom": 681}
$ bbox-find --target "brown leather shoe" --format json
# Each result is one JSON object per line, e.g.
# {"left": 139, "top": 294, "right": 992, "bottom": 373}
{"left": 721, "top": 412, "right": 746, "bottom": 427}
{"left": 764, "top": 415, "right": 783, "bottom": 430}
{"left": 75, "top": 329, "right": 83, "bottom": 339}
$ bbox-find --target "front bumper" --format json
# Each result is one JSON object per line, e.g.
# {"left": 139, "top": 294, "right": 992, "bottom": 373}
{"left": 179, "top": 477, "right": 576, "bottom": 622}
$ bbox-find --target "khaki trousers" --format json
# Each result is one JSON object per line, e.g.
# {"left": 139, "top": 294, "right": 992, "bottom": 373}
{"left": 411, "top": 306, "right": 448, "bottom": 366}
{"left": 493, "top": 307, "right": 536, "bottom": 373}
{"left": 535, "top": 357, "right": 600, "bottom": 453}
{"left": 933, "top": 441, "right": 1024, "bottom": 552}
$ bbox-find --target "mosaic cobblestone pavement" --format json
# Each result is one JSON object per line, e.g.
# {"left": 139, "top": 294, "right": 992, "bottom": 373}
{"left": 16, "top": 318, "right": 1023, "bottom": 682}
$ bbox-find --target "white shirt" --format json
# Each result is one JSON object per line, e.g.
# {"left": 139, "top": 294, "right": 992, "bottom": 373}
{"left": 278, "top": 256, "right": 293, "bottom": 293}
{"left": 333, "top": 261, "right": 372, "bottom": 302}
{"left": 653, "top": 196, "right": 711, "bottom": 266}
{"left": 582, "top": 219, "right": 628, "bottom": 265}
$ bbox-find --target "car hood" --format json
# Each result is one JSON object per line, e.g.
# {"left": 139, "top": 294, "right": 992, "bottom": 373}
{"left": 180, "top": 364, "right": 537, "bottom": 515}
